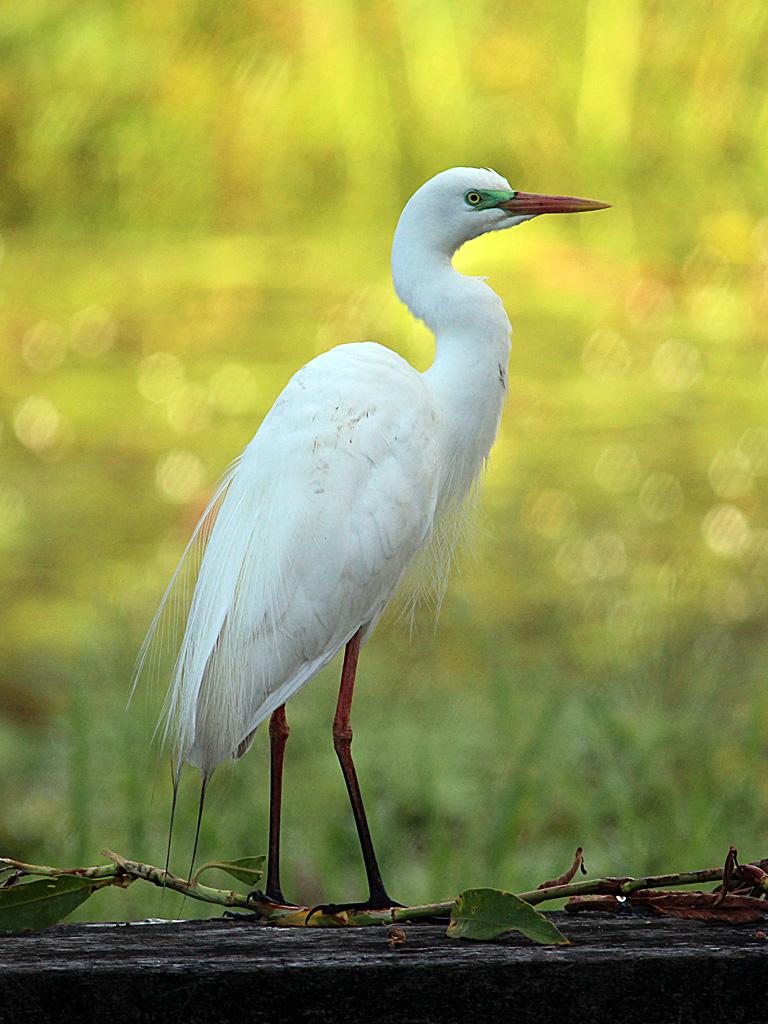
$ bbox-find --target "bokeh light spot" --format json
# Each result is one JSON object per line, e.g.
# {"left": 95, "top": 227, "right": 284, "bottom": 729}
{"left": 554, "top": 532, "right": 627, "bottom": 583}
{"left": 702, "top": 503, "right": 751, "bottom": 558}
{"left": 70, "top": 306, "right": 117, "bottom": 358}
{"left": 208, "top": 362, "right": 259, "bottom": 416}
{"left": 582, "top": 532, "right": 627, "bottom": 580}
{"left": 167, "top": 383, "right": 211, "bottom": 435}
{"left": 554, "top": 537, "right": 587, "bottom": 584}
{"left": 22, "top": 321, "right": 67, "bottom": 373}
{"left": 13, "top": 395, "right": 70, "bottom": 457}
{"left": 625, "top": 278, "right": 673, "bottom": 326}
{"left": 137, "top": 352, "right": 186, "bottom": 404}
{"left": 581, "top": 330, "right": 631, "bottom": 379}
{"left": 706, "top": 577, "right": 763, "bottom": 624}
{"left": 690, "top": 285, "right": 754, "bottom": 341}
{"left": 741, "top": 528, "right": 768, "bottom": 576}
{"left": 738, "top": 427, "right": 768, "bottom": 475}
{"left": 520, "top": 488, "right": 575, "bottom": 539}
{"left": 708, "top": 448, "right": 753, "bottom": 499}
{"left": 155, "top": 449, "right": 205, "bottom": 504}
{"left": 638, "top": 473, "right": 684, "bottom": 521}
{"left": 651, "top": 338, "right": 701, "bottom": 391}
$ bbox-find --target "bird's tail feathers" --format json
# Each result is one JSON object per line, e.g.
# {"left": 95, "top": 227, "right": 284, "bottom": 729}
{"left": 128, "top": 457, "right": 242, "bottom": 745}
{"left": 157, "top": 464, "right": 292, "bottom": 774}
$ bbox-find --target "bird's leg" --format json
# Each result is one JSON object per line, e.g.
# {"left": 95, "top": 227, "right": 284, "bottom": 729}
{"left": 327, "top": 628, "right": 399, "bottom": 910}
{"left": 264, "top": 704, "right": 289, "bottom": 904}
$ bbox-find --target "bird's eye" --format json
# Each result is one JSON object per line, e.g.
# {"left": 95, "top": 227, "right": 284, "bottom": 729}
{"left": 465, "top": 191, "right": 482, "bottom": 207}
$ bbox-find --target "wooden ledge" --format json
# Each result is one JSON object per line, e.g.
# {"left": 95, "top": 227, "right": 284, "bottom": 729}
{"left": 1, "top": 913, "right": 766, "bottom": 1023}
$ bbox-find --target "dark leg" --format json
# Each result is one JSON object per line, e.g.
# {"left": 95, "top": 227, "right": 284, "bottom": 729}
{"left": 265, "top": 704, "right": 289, "bottom": 903}
{"left": 331, "top": 629, "right": 398, "bottom": 908}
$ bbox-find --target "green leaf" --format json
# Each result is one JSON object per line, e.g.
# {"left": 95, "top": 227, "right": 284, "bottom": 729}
{"left": 448, "top": 888, "right": 570, "bottom": 945}
{"left": 192, "top": 856, "right": 265, "bottom": 888}
{"left": 0, "top": 875, "right": 96, "bottom": 934}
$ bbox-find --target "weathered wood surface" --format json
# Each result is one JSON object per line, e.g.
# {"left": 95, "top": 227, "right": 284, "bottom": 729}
{"left": 1, "top": 913, "right": 765, "bottom": 1024}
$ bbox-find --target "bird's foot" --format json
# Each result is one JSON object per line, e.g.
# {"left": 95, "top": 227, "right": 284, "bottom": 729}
{"left": 306, "top": 892, "right": 404, "bottom": 923}
{"left": 247, "top": 888, "right": 303, "bottom": 910}
{"left": 224, "top": 889, "right": 305, "bottom": 922}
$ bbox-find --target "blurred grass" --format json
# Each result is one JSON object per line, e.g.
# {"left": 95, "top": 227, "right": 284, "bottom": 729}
{"left": 0, "top": 0, "right": 767, "bottom": 922}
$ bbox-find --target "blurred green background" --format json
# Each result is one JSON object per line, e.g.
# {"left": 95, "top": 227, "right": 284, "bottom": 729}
{"left": 1, "top": 0, "right": 767, "bottom": 922}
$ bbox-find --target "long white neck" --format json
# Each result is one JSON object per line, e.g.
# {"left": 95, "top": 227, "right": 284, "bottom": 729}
{"left": 391, "top": 220, "right": 511, "bottom": 512}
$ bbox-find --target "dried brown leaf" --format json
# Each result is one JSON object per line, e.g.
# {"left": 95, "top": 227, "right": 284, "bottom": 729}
{"left": 635, "top": 889, "right": 766, "bottom": 924}
{"left": 537, "top": 847, "right": 585, "bottom": 890}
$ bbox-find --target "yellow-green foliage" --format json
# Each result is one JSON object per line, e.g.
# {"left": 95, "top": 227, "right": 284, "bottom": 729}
{"left": 0, "top": 0, "right": 766, "bottom": 922}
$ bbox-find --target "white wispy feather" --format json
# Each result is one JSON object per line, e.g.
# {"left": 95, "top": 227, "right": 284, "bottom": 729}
{"left": 394, "top": 488, "right": 481, "bottom": 628}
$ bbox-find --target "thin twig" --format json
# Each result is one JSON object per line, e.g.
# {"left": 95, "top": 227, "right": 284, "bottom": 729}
{"left": 0, "top": 858, "right": 118, "bottom": 881}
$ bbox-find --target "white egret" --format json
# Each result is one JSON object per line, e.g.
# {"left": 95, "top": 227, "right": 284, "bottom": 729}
{"left": 136, "top": 167, "right": 609, "bottom": 910}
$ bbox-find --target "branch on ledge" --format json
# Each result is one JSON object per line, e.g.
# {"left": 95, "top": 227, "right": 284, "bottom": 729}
{"left": 1, "top": 845, "right": 767, "bottom": 941}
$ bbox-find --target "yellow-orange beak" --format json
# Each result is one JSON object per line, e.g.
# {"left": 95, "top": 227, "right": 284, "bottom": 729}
{"left": 499, "top": 192, "right": 611, "bottom": 215}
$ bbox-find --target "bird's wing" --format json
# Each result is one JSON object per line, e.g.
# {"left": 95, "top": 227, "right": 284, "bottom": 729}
{"left": 138, "top": 342, "right": 440, "bottom": 775}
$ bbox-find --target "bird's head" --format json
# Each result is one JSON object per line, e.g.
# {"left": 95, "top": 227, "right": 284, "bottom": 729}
{"left": 395, "top": 167, "right": 610, "bottom": 256}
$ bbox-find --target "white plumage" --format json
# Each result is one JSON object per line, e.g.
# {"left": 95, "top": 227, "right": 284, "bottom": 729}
{"left": 134, "top": 169, "right": 608, "bottom": 889}
{"left": 164, "top": 343, "right": 441, "bottom": 774}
